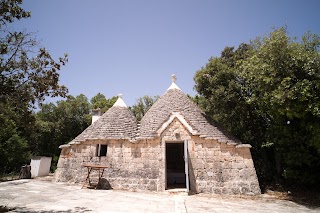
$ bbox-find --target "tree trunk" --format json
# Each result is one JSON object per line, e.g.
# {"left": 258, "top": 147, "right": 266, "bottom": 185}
{"left": 19, "top": 165, "right": 31, "bottom": 179}
{"left": 275, "top": 149, "right": 283, "bottom": 181}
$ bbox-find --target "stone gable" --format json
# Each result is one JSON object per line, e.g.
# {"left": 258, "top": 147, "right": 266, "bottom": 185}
{"left": 160, "top": 117, "right": 192, "bottom": 141}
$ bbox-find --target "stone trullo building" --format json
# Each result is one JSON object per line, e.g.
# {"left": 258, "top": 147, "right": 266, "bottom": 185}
{"left": 55, "top": 75, "right": 261, "bottom": 195}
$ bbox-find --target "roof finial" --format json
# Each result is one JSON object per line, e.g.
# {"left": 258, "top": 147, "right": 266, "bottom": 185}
{"left": 171, "top": 74, "right": 177, "bottom": 83}
{"left": 167, "top": 74, "right": 181, "bottom": 91}
{"left": 113, "top": 93, "right": 127, "bottom": 107}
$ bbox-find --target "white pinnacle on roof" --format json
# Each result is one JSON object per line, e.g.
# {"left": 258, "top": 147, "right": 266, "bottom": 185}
{"left": 167, "top": 74, "right": 181, "bottom": 91}
{"left": 113, "top": 94, "right": 127, "bottom": 107}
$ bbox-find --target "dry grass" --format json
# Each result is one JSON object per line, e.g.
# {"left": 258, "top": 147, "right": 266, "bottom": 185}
{"left": 0, "top": 173, "right": 19, "bottom": 182}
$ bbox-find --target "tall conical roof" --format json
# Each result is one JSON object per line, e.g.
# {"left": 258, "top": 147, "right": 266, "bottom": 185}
{"left": 139, "top": 75, "right": 239, "bottom": 143}
{"left": 69, "top": 94, "right": 137, "bottom": 144}
{"left": 64, "top": 76, "right": 240, "bottom": 146}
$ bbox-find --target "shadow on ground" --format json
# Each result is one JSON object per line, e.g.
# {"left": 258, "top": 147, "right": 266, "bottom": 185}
{"left": 262, "top": 184, "right": 320, "bottom": 209}
{"left": 287, "top": 191, "right": 320, "bottom": 209}
{"left": 1, "top": 181, "right": 29, "bottom": 187}
{"left": 0, "top": 206, "right": 92, "bottom": 213}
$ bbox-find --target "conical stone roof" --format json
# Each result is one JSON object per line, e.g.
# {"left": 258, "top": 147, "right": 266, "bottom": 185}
{"left": 69, "top": 95, "right": 138, "bottom": 144}
{"left": 139, "top": 76, "right": 239, "bottom": 144}
{"left": 65, "top": 76, "right": 239, "bottom": 146}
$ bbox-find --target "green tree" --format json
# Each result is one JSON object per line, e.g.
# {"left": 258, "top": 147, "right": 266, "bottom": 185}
{"left": 1, "top": 13, "right": 68, "bottom": 107}
{"left": 0, "top": 0, "right": 68, "bottom": 173}
{"left": 0, "top": 0, "right": 30, "bottom": 26}
{"left": 31, "top": 92, "right": 119, "bottom": 171}
{"left": 194, "top": 28, "right": 320, "bottom": 186}
{"left": 129, "top": 95, "right": 159, "bottom": 121}
{"left": 31, "top": 94, "right": 91, "bottom": 170}
{"left": 194, "top": 43, "right": 266, "bottom": 147}
{"left": 90, "top": 93, "right": 117, "bottom": 113}
{"left": 0, "top": 103, "right": 31, "bottom": 173}
{"left": 239, "top": 28, "right": 320, "bottom": 185}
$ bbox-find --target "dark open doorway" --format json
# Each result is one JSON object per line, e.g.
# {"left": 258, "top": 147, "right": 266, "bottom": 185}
{"left": 166, "top": 142, "right": 186, "bottom": 189}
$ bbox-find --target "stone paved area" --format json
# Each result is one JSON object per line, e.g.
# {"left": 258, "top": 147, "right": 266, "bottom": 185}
{"left": 0, "top": 179, "right": 318, "bottom": 213}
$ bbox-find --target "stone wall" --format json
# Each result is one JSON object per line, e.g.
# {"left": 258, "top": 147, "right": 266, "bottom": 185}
{"left": 188, "top": 138, "right": 260, "bottom": 195}
{"left": 55, "top": 139, "right": 163, "bottom": 191}
{"left": 55, "top": 117, "right": 260, "bottom": 195}
{"left": 160, "top": 118, "right": 261, "bottom": 195}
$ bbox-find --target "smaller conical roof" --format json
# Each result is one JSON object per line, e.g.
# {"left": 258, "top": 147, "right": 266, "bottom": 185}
{"left": 69, "top": 94, "right": 137, "bottom": 144}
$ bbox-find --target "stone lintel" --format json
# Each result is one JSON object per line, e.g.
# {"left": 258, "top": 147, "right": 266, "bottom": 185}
{"left": 134, "top": 137, "right": 143, "bottom": 140}
{"left": 68, "top": 140, "right": 82, "bottom": 145}
{"left": 129, "top": 139, "right": 138, "bottom": 143}
{"left": 135, "top": 136, "right": 157, "bottom": 141}
{"left": 204, "top": 137, "right": 214, "bottom": 140}
{"left": 236, "top": 144, "right": 252, "bottom": 148}
{"left": 85, "top": 137, "right": 131, "bottom": 141}
{"left": 59, "top": 144, "right": 70, "bottom": 149}
{"left": 227, "top": 142, "right": 237, "bottom": 146}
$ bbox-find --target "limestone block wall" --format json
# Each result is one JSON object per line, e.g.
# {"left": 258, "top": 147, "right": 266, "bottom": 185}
{"left": 102, "top": 140, "right": 163, "bottom": 191}
{"left": 188, "top": 138, "right": 261, "bottom": 195}
{"left": 55, "top": 139, "right": 163, "bottom": 191}
{"left": 55, "top": 117, "right": 260, "bottom": 195}
{"left": 54, "top": 145, "right": 86, "bottom": 183}
{"left": 160, "top": 118, "right": 261, "bottom": 195}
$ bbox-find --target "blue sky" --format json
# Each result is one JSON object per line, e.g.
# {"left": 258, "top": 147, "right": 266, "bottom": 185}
{"left": 14, "top": 0, "right": 320, "bottom": 106}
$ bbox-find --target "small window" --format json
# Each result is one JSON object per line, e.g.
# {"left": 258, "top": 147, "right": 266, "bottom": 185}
{"left": 97, "top": 144, "right": 107, "bottom": 157}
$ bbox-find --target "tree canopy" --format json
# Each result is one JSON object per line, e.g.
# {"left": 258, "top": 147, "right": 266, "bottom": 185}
{"left": 90, "top": 93, "right": 117, "bottom": 113}
{"left": 194, "top": 27, "right": 320, "bottom": 186}
{"left": 0, "top": 0, "right": 30, "bottom": 27}
{"left": 28, "top": 92, "right": 118, "bottom": 169}
{"left": 129, "top": 95, "right": 159, "bottom": 121}
{"left": 0, "top": 0, "right": 68, "bottom": 173}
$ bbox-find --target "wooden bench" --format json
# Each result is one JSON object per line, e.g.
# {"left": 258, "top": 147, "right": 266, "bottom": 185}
{"left": 81, "top": 164, "right": 108, "bottom": 189}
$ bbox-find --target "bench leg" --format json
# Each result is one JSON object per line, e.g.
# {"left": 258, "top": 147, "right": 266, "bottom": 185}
{"left": 96, "top": 169, "right": 105, "bottom": 189}
{"left": 82, "top": 167, "right": 92, "bottom": 189}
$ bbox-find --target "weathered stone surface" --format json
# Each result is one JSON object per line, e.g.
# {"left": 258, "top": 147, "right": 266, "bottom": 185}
{"left": 54, "top": 82, "right": 261, "bottom": 195}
